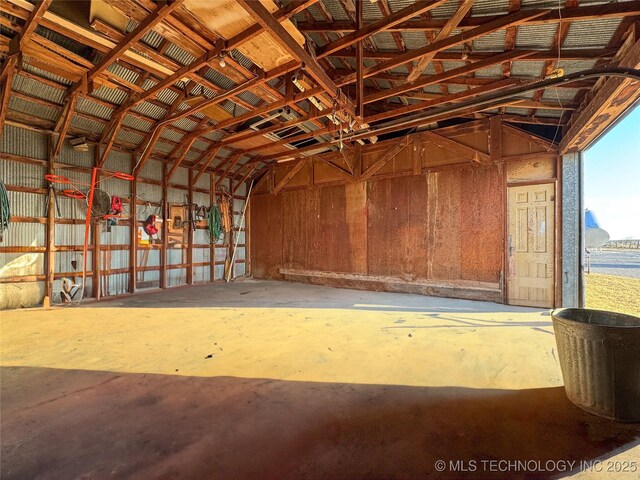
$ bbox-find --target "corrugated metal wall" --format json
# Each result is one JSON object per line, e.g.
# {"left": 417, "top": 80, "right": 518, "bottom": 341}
{"left": 1, "top": 124, "right": 249, "bottom": 309}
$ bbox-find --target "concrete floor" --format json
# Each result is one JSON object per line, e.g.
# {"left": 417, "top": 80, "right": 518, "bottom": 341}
{"left": 1, "top": 279, "right": 638, "bottom": 479}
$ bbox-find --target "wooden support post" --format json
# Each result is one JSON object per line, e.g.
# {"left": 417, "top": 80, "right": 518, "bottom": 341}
{"left": 160, "top": 162, "right": 168, "bottom": 289}
{"left": 129, "top": 153, "right": 137, "bottom": 293}
{"left": 186, "top": 168, "right": 193, "bottom": 285}
{"left": 355, "top": 0, "right": 363, "bottom": 119}
{"left": 92, "top": 148, "right": 101, "bottom": 299}
{"left": 354, "top": 143, "right": 362, "bottom": 179}
{"left": 489, "top": 115, "right": 502, "bottom": 164}
{"left": 43, "top": 135, "right": 55, "bottom": 307}
{"left": 412, "top": 134, "right": 422, "bottom": 175}
{"left": 0, "top": 56, "right": 17, "bottom": 145}
{"left": 245, "top": 182, "right": 251, "bottom": 277}
{"left": 209, "top": 171, "right": 216, "bottom": 283}
{"left": 227, "top": 178, "right": 235, "bottom": 281}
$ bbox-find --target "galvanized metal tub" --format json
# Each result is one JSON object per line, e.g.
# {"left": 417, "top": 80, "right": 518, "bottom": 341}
{"left": 552, "top": 308, "right": 640, "bottom": 422}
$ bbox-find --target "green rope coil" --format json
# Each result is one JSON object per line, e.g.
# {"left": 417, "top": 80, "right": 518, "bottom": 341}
{"left": 208, "top": 204, "right": 222, "bottom": 243}
{"left": 0, "top": 180, "right": 10, "bottom": 240}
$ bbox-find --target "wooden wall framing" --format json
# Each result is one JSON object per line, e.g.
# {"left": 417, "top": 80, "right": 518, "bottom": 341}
{"left": 0, "top": 123, "right": 249, "bottom": 309}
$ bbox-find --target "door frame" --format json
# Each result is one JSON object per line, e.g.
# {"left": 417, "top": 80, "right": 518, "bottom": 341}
{"left": 504, "top": 178, "right": 558, "bottom": 307}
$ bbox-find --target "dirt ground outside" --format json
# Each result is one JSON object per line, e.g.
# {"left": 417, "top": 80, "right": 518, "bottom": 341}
{"left": 585, "top": 273, "right": 640, "bottom": 317}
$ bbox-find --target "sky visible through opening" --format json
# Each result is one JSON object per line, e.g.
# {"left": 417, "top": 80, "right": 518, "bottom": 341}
{"left": 584, "top": 105, "right": 640, "bottom": 240}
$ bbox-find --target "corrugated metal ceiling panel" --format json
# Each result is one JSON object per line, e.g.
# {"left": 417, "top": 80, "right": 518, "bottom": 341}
{"left": 8, "top": 96, "right": 57, "bottom": 122}
{"left": 12, "top": 73, "right": 65, "bottom": 104}
{"left": 122, "top": 115, "right": 153, "bottom": 132}
{"left": 70, "top": 115, "right": 106, "bottom": 135}
{"left": 564, "top": 17, "right": 623, "bottom": 49}
{"left": 473, "top": 29, "right": 506, "bottom": 51}
{"left": 21, "top": 59, "right": 72, "bottom": 86}
{"left": 76, "top": 97, "right": 113, "bottom": 121}
{"left": 91, "top": 85, "right": 128, "bottom": 106}
{"left": 164, "top": 43, "right": 196, "bottom": 66}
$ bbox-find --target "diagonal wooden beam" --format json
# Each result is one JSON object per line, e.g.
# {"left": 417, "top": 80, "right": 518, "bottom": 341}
{"left": 193, "top": 147, "right": 222, "bottom": 185}
{"left": 355, "top": 0, "right": 364, "bottom": 119}
{"left": 361, "top": 137, "right": 410, "bottom": 180}
{"left": 318, "top": 155, "right": 353, "bottom": 177}
{"left": 339, "top": 9, "right": 547, "bottom": 83}
{"left": 295, "top": 1, "right": 640, "bottom": 34}
{"left": 237, "top": 0, "right": 355, "bottom": 116}
{"left": 167, "top": 137, "right": 196, "bottom": 181}
{"left": 83, "top": 0, "right": 185, "bottom": 87}
{"left": 316, "top": 0, "right": 449, "bottom": 59}
{"left": 50, "top": 93, "right": 78, "bottom": 162}
{"left": 0, "top": 55, "right": 17, "bottom": 144}
{"left": 366, "top": 78, "right": 521, "bottom": 124}
{"left": 252, "top": 165, "right": 273, "bottom": 192}
{"left": 364, "top": 50, "right": 535, "bottom": 104}
{"left": 18, "top": 0, "right": 52, "bottom": 48}
{"left": 97, "top": 112, "right": 124, "bottom": 167}
{"left": 406, "top": 0, "right": 476, "bottom": 83}
{"left": 502, "top": 123, "right": 555, "bottom": 150}
{"left": 272, "top": 159, "right": 307, "bottom": 194}
{"left": 232, "top": 164, "right": 258, "bottom": 195}
{"left": 133, "top": 127, "right": 163, "bottom": 175}
{"left": 218, "top": 154, "right": 245, "bottom": 184}
{"left": 421, "top": 130, "right": 490, "bottom": 163}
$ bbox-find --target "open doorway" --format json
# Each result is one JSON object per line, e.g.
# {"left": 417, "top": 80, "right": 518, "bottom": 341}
{"left": 583, "top": 106, "right": 640, "bottom": 316}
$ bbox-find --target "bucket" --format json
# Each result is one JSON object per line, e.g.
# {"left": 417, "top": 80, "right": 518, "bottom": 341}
{"left": 552, "top": 308, "right": 640, "bottom": 422}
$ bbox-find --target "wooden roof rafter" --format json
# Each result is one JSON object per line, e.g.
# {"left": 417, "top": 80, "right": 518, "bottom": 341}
{"left": 17, "top": 0, "right": 52, "bottom": 50}
{"left": 4, "top": 0, "right": 639, "bottom": 175}
{"left": 237, "top": 0, "right": 356, "bottom": 118}
{"left": 338, "top": 8, "right": 548, "bottom": 84}
{"left": 315, "top": 0, "right": 449, "bottom": 59}
{"left": 406, "top": 0, "right": 476, "bottom": 83}
{"left": 294, "top": 2, "right": 640, "bottom": 34}
{"left": 528, "top": 0, "right": 580, "bottom": 117}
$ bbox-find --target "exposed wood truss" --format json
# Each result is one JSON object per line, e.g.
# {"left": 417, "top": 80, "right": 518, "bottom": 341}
{"left": 421, "top": 130, "right": 490, "bottom": 164}
{"left": 0, "top": 0, "right": 638, "bottom": 182}
{"left": 406, "top": 0, "right": 475, "bottom": 83}
{"left": 361, "top": 137, "right": 410, "bottom": 180}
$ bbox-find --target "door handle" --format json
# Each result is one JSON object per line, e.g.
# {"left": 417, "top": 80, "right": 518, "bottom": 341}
{"left": 508, "top": 235, "right": 514, "bottom": 257}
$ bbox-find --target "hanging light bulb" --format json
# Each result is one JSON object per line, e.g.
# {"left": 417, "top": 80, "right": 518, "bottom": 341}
{"left": 218, "top": 52, "right": 227, "bottom": 68}
{"left": 461, "top": 42, "right": 472, "bottom": 61}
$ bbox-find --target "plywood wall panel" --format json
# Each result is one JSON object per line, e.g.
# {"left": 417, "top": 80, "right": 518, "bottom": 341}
{"left": 367, "top": 175, "right": 429, "bottom": 278}
{"left": 282, "top": 190, "right": 310, "bottom": 269}
{"left": 247, "top": 125, "right": 556, "bottom": 301}
{"left": 344, "top": 182, "right": 367, "bottom": 274}
{"left": 502, "top": 130, "right": 549, "bottom": 156}
{"left": 423, "top": 140, "right": 469, "bottom": 167}
{"left": 310, "top": 185, "right": 350, "bottom": 273}
{"left": 427, "top": 169, "right": 462, "bottom": 280}
{"left": 250, "top": 194, "right": 282, "bottom": 279}
{"left": 452, "top": 131, "right": 489, "bottom": 153}
{"left": 460, "top": 166, "right": 504, "bottom": 283}
{"left": 313, "top": 160, "right": 351, "bottom": 185}
{"left": 506, "top": 156, "right": 556, "bottom": 183}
